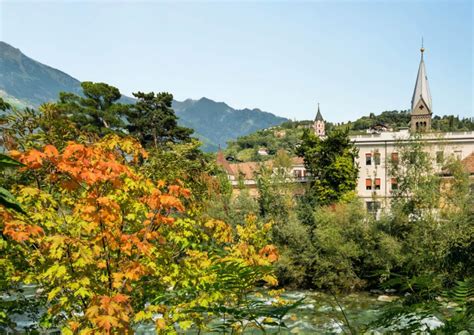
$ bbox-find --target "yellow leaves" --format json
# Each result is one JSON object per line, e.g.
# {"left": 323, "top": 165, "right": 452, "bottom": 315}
{"left": 73, "top": 287, "right": 91, "bottom": 298}
{"left": 204, "top": 219, "right": 233, "bottom": 244}
{"left": 47, "top": 235, "right": 66, "bottom": 259}
{"left": 178, "top": 320, "right": 193, "bottom": 330}
{"left": 134, "top": 310, "right": 152, "bottom": 322}
{"left": 42, "top": 264, "right": 68, "bottom": 281}
{"left": 47, "top": 287, "right": 62, "bottom": 301}
{"left": 262, "top": 274, "right": 279, "bottom": 287}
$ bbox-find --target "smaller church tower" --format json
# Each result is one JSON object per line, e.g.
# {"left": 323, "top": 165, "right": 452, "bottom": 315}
{"left": 410, "top": 42, "right": 432, "bottom": 132}
{"left": 313, "top": 103, "right": 325, "bottom": 137}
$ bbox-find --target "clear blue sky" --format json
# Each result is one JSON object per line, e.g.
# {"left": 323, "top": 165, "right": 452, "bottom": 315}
{"left": 1, "top": 0, "right": 472, "bottom": 122}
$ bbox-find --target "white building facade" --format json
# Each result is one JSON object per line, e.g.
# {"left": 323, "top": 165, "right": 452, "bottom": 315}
{"left": 352, "top": 130, "right": 474, "bottom": 212}
{"left": 352, "top": 46, "right": 474, "bottom": 212}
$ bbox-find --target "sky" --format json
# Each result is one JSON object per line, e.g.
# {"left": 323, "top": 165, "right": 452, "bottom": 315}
{"left": 0, "top": 0, "right": 472, "bottom": 122}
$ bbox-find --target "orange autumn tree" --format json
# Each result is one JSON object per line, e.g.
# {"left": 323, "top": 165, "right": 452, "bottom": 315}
{"left": 1, "top": 135, "right": 280, "bottom": 334}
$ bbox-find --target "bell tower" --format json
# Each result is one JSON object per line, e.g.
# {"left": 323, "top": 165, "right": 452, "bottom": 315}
{"left": 313, "top": 103, "right": 325, "bottom": 137}
{"left": 410, "top": 41, "right": 432, "bottom": 132}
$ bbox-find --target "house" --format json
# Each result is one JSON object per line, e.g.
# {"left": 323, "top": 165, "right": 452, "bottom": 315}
{"left": 217, "top": 150, "right": 307, "bottom": 196}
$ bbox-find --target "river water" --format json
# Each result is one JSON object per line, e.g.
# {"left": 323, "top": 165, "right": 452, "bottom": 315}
{"left": 5, "top": 288, "right": 445, "bottom": 334}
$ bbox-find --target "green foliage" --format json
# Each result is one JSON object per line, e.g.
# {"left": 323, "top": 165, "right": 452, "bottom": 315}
{"left": 390, "top": 134, "right": 441, "bottom": 216}
{"left": 225, "top": 125, "right": 305, "bottom": 161}
{"left": 126, "top": 91, "right": 193, "bottom": 148}
{"left": 0, "top": 154, "right": 25, "bottom": 214}
{"left": 372, "top": 276, "right": 474, "bottom": 333}
{"left": 186, "top": 261, "right": 302, "bottom": 333}
{"left": 57, "top": 81, "right": 129, "bottom": 136}
{"left": 298, "top": 128, "right": 359, "bottom": 204}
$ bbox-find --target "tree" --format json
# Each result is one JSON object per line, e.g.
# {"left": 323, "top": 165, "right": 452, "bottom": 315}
{"left": 126, "top": 92, "right": 193, "bottom": 148}
{"left": 297, "top": 128, "right": 359, "bottom": 205}
{"left": 57, "top": 82, "right": 128, "bottom": 136}
{"left": 1, "top": 136, "right": 282, "bottom": 333}
{"left": 389, "top": 134, "right": 441, "bottom": 219}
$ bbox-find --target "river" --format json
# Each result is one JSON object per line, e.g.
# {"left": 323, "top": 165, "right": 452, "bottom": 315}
{"left": 4, "top": 288, "right": 445, "bottom": 334}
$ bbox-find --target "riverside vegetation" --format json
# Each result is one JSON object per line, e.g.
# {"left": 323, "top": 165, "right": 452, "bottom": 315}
{"left": 0, "top": 82, "right": 472, "bottom": 333}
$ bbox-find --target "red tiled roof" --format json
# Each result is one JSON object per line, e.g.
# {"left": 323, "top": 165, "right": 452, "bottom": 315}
{"left": 216, "top": 155, "right": 305, "bottom": 180}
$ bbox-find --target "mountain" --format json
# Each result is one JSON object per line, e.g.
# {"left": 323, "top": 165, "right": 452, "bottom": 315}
{"left": 0, "top": 41, "right": 287, "bottom": 151}
{"left": 173, "top": 98, "right": 287, "bottom": 151}
{"left": 0, "top": 41, "right": 82, "bottom": 107}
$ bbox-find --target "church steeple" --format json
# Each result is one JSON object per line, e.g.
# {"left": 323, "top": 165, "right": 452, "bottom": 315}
{"left": 410, "top": 41, "right": 432, "bottom": 132}
{"left": 315, "top": 103, "right": 324, "bottom": 122}
{"left": 313, "top": 103, "right": 325, "bottom": 137}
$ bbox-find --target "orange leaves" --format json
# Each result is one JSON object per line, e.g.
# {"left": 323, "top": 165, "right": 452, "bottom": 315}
{"left": 86, "top": 294, "right": 132, "bottom": 334}
{"left": 168, "top": 184, "right": 191, "bottom": 198}
{"left": 43, "top": 144, "right": 59, "bottom": 158}
{"left": 13, "top": 140, "right": 136, "bottom": 187}
{"left": 159, "top": 195, "right": 184, "bottom": 212}
{"left": 21, "top": 149, "right": 45, "bottom": 169}
{"left": 145, "top": 192, "right": 185, "bottom": 212}
{"left": 259, "top": 245, "right": 279, "bottom": 263}
{"left": 4, "top": 221, "right": 44, "bottom": 242}
{"left": 58, "top": 143, "right": 132, "bottom": 186}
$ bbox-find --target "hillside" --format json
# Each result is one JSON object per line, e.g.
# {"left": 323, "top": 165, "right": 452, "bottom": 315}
{"left": 225, "top": 111, "right": 474, "bottom": 161}
{"left": 0, "top": 41, "right": 287, "bottom": 151}
{"left": 0, "top": 41, "right": 82, "bottom": 107}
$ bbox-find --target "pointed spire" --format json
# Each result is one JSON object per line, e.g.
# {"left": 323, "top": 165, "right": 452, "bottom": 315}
{"left": 420, "top": 37, "right": 424, "bottom": 58}
{"left": 411, "top": 42, "right": 432, "bottom": 113}
{"left": 315, "top": 102, "right": 324, "bottom": 121}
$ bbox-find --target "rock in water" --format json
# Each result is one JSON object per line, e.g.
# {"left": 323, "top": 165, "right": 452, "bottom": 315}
{"left": 377, "top": 295, "right": 398, "bottom": 302}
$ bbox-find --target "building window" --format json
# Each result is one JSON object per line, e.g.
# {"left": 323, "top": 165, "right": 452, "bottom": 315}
{"left": 366, "top": 201, "right": 381, "bottom": 213}
{"left": 375, "top": 178, "right": 381, "bottom": 190}
{"left": 454, "top": 150, "right": 462, "bottom": 159}
{"left": 366, "top": 153, "right": 372, "bottom": 165}
{"left": 391, "top": 152, "right": 399, "bottom": 165}
{"left": 391, "top": 178, "right": 398, "bottom": 190}
{"left": 293, "top": 170, "right": 302, "bottom": 179}
{"left": 436, "top": 151, "right": 444, "bottom": 164}
{"left": 374, "top": 152, "right": 381, "bottom": 165}
{"left": 365, "top": 179, "right": 372, "bottom": 190}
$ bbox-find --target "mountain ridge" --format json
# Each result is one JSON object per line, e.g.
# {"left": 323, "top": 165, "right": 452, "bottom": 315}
{"left": 0, "top": 41, "right": 287, "bottom": 151}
